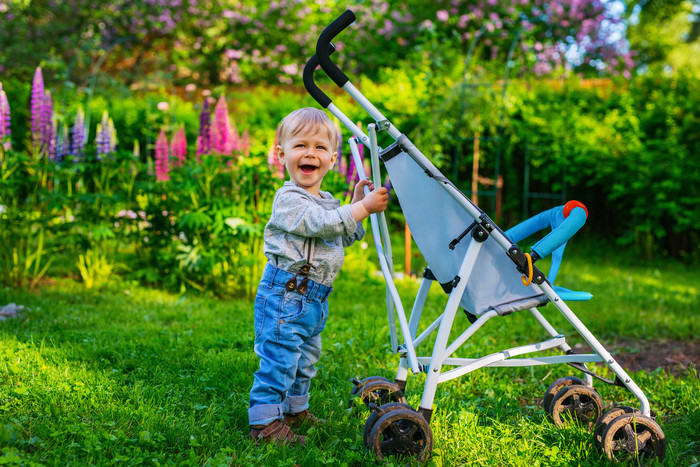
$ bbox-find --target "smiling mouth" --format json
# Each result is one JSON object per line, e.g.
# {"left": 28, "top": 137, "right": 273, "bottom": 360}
{"left": 300, "top": 164, "right": 318, "bottom": 175}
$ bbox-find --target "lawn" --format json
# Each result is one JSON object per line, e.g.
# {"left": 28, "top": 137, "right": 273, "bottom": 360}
{"left": 0, "top": 241, "right": 698, "bottom": 466}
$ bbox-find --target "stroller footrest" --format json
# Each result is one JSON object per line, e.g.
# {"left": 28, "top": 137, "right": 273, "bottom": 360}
{"left": 488, "top": 294, "right": 548, "bottom": 316}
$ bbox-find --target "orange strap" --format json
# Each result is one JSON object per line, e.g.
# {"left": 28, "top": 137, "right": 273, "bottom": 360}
{"left": 521, "top": 252, "right": 533, "bottom": 286}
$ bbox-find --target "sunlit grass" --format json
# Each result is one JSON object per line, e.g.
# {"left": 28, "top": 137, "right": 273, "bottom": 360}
{"left": 0, "top": 242, "right": 698, "bottom": 465}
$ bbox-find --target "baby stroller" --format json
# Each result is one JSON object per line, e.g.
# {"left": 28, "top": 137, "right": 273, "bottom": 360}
{"left": 303, "top": 10, "right": 666, "bottom": 463}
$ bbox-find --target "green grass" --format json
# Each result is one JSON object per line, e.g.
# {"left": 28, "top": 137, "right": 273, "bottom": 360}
{"left": 0, "top": 243, "right": 698, "bottom": 466}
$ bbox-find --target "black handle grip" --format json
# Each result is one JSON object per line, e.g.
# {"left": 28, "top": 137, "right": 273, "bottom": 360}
{"left": 303, "top": 43, "right": 336, "bottom": 109}
{"left": 316, "top": 9, "right": 355, "bottom": 88}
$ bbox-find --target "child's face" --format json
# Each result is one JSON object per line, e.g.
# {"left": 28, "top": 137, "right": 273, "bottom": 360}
{"left": 277, "top": 125, "right": 337, "bottom": 196}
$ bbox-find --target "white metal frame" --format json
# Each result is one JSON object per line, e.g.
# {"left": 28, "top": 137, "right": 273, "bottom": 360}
{"left": 339, "top": 87, "right": 651, "bottom": 418}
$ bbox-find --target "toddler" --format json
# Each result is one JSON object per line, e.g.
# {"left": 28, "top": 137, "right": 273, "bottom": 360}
{"left": 249, "top": 107, "right": 389, "bottom": 444}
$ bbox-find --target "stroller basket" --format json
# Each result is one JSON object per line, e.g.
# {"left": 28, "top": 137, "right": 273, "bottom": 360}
{"left": 302, "top": 9, "right": 666, "bottom": 463}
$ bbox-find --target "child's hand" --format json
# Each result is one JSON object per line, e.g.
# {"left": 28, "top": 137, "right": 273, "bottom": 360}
{"left": 361, "top": 186, "right": 389, "bottom": 214}
{"left": 352, "top": 179, "right": 374, "bottom": 204}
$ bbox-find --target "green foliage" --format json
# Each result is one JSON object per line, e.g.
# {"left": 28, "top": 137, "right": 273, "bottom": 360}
{"left": 626, "top": 0, "right": 700, "bottom": 75}
{"left": 503, "top": 75, "right": 700, "bottom": 259}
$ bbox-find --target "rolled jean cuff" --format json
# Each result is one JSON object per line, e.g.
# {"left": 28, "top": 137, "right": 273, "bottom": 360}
{"left": 282, "top": 394, "right": 309, "bottom": 414}
{"left": 249, "top": 403, "right": 282, "bottom": 426}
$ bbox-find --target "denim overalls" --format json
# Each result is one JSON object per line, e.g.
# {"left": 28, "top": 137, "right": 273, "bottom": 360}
{"left": 248, "top": 263, "right": 332, "bottom": 426}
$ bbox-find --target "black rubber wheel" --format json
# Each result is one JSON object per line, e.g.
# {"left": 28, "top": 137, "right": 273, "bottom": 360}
{"left": 349, "top": 376, "right": 395, "bottom": 408}
{"left": 600, "top": 413, "right": 666, "bottom": 462}
{"left": 363, "top": 402, "right": 415, "bottom": 448}
{"left": 593, "top": 406, "right": 640, "bottom": 449}
{"left": 368, "top": 408, "right": 433, "bottom": 462}
{"left": 549, "top": 384, "right": 604, "bottom": 429}
{"left": 543, "top": 376, "right": 585, "bottom": 413}
{"left": 350, "top": 376, "right": 391, "bottom": 397}
{"left": 358, "top": 379, "right": 406, "bottom": 407}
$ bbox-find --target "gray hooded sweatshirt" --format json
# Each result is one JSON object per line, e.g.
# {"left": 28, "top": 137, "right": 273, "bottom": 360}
{"left": 263, "top": 182, "right": 365, "bottom": 286}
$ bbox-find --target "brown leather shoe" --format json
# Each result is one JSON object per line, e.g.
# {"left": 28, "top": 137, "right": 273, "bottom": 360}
{"left": 283, "top": 409, "right": 326, "bottom": 428}
{"left": 249, "top": 419, "right": 306, "bottom": 445}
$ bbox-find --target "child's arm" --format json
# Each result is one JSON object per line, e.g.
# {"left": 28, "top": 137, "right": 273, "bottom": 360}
{"left": 270, "top": 190, "right": 361, "bottom": 239}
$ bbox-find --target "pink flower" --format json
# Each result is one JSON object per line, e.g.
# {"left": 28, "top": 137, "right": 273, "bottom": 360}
{"left": 280, "top": 63, "right": 298, "bottom": 75}
{"left": 211, "top": 95, "right": 236, "bottom": 156}
{"left": 155, "top": 129, "right": 170, "bottom": 181}
{"left": 0, "top": 84, "right": 11, "bottom": 150}
{"left": 170, "top": 126, "right": 187, "bottom": 168}
{"left": 436, "top": 10, "right": 449, "bottom": 22}
{"left": 157, "top": 101, "right": 169, "bottom": 112}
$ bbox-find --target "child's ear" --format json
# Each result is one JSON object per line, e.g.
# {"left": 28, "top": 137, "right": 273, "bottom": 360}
{"left": 329, "top": 151, "right": 338, "bottom": 169}
{"left": 277, "top": 145, "right": 284, "bottom": 164}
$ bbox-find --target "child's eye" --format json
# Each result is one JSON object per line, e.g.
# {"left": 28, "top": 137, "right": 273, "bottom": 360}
{"left": 316, "top": 146, "right": 327, "bottom": 151}
{"left": 295, "top": 144, "right": 305, "bottom": 148}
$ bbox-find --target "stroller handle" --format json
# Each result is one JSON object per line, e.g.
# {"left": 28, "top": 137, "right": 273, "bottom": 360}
{"left": 303, "top": 44, "right": 336, "bottom": 109}
{"left": 316, "top": 9, "right": 356, "bottom": 88}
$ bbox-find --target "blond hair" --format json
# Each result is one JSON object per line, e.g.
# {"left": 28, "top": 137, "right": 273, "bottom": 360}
{"left": 277, "top": 108, "right": 339, "bottom": 153}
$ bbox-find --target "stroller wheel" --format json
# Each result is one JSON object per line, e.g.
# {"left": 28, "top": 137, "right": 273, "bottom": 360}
{"left": 593, "top": 406, "right": 640, "bottom": 449}
{"left": 600, "top": 413, "right": 666, "bottom": 462}
{"left": 357, "top": 379, "right": 406, "bottom": 407}
{"left": 368, "top": 408, "right": 433, "bottom": 462}
{"left": 350, "top": 376, "right": 391, "bottom": 396}
{"left": 549, "top": 384, "right": 604, "bottom": 429}
{"left": 542, "top": 376, "right": 585, "bottom": 412}
{"left": 349, "top": 376, "right": 393, "bottom": 407}
{"left": 363, "top": 402, "right": 415, "bottom": 448}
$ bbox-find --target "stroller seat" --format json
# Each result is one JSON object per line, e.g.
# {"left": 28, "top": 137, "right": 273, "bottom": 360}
{"left": 383, "top": 139, "right": 591, "bottom": 317}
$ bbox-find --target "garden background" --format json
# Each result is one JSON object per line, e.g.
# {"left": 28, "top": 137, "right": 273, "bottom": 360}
{"left": 0, "top": 0, "right": 698, "bottom": 465}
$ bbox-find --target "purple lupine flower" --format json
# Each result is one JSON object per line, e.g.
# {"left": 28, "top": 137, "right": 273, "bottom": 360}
{"left": 42, "top": 90, "right": 54, "bottom": 157}
{"left": 170, "top": 126, "right": 187, "bottom": 168}
{"left": 155, "top": 129, "right": 170, "bottom": 181}
{"left": 0, "top": 85, "right": 11, "bottom": 151}
{"left": 71, "top": 107, "right": 86, "bottom": 161}
{"left": 196, "top": 98, "right": 211, "bottom": 160}
{"left": 95, "top": 111, "right": 113, "bottom": 159}
{"left": 30, "top": 67, "right": 44, "bottom": 149}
